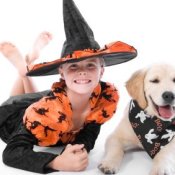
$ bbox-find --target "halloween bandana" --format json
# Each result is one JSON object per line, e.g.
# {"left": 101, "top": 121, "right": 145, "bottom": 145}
{"left": 129, "top": 100, "right": 175, "bottom": 158}
{"left": 24, "top": 80, "right": 118, "bottom": 146}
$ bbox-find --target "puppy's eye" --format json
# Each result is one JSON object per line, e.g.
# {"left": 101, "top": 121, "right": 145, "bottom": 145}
{"left": 173, "top": 78, "right": 175, "bottom": 83}
{"left": 150, "top": 79, "right": 159, "bottom": 83}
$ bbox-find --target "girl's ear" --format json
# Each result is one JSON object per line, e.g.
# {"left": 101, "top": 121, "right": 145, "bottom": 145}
{"left": 58, "top": 66, "right": 65, "bottom": 80}
{"left": 60, "top": 73, "right": 65, "bottom": 80}
{"left": 100, "top": 66, "right": 104, "bottom": 79}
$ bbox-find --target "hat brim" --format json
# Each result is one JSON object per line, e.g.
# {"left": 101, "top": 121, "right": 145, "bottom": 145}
{"left": 26, "top": 41, "right": 137, "bottom": 76}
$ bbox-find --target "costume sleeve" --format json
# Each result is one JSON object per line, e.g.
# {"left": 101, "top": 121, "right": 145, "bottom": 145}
{"left": 3, "top": 123, "right": 58, "bottom": 174}
{"left": 72, "top": 123, "right": 101, "bottom": 152}
{"left": 23, "top": 95, "right": 72, "bottom": 146}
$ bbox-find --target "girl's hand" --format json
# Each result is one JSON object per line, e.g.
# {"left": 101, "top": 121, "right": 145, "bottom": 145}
{"left": 47, "top": 144, "right": 88, "bottom": 171}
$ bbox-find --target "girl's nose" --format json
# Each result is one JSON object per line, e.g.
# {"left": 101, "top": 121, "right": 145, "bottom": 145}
{"left": 78, "top": 71, "right": 87, "bottom": 76}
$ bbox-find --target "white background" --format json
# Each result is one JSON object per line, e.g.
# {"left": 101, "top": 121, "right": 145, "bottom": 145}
{"left": 0, "top": 0, "right": 175, "bottom": 174}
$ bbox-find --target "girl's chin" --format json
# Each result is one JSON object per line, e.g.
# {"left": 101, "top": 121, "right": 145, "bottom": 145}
{"left": 74, "top": 89, "right": 92, "bottom": 94}
{"left": 72, "top": 85, "right": 94, "bottom": 94}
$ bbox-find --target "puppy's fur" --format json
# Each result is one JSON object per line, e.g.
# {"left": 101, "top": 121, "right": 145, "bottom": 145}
{"left": 98, "top": 64, "right": 175, "bottom": 175}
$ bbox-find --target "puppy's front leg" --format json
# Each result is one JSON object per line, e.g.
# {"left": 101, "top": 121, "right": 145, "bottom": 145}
{"left": 150, "top": 138, "right": 175, "bottom": 175}
{"left": 98, "top": 132, "right": 124, "bottom": 174}
{"left": 98, "top": 104, "right": 139, "bottom": 174}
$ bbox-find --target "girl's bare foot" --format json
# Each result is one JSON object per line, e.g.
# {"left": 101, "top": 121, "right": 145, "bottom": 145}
{"left": 0, "top": 42, "right": 27, "bottom": 76}
{"left": 26, "top": 31, "right": 52, "bottom": 64}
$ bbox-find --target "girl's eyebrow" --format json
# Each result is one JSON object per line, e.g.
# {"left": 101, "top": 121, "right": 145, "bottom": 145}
{"left": 86, "top": 59, "right": 99, "bottom": 63}
{"left": 67, "top": 63, "right": 78, "bottom": 66}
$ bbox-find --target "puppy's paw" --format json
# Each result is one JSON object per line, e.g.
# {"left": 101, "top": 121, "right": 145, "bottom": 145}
{"left": 98, "top": 160, "right": 118, "bottom": 174}
{"left": 150, "top": 161, "right": 175, "bottom": 175}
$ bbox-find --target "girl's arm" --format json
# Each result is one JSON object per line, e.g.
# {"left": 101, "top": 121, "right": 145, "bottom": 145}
{"left": 3, "top": 123, "right": 57, "bottom": 174}
{"left": 72, "top": 123, "right": 101, "bottom": 152}
{"left": 47, "top": 144, "right": 88, "bottom": 171}
{"left": 3, "top": 123, "right": 89, "bottom": 173}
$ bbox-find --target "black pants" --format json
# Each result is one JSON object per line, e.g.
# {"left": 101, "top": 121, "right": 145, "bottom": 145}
{"left": 0, "top": 90, "right": 51, "bottom": 143}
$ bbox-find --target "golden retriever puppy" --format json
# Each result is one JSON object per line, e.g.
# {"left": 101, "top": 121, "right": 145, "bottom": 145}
{"left": 98, "top": 64, "right": 175, "bottom": 175}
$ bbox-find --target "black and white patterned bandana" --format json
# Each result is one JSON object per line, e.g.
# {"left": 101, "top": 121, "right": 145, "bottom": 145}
{"left": 129, "top": 100, "right": 175, "bottom": 158}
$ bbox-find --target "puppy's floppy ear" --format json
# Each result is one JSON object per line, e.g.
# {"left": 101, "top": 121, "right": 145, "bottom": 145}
{"left": 126, "top": 69, "right": 147, "bottom": 109}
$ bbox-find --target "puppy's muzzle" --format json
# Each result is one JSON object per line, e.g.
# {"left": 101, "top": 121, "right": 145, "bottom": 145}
{"left": 162, "top": 91, "right": 175, "bottom": 104}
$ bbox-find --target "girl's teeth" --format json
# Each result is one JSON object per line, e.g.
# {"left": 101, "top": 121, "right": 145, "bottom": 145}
{"left": 75, "top": 80, "right": 89, "bottom": 84}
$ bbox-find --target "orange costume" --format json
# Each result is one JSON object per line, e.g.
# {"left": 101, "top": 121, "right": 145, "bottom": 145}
{"left": 24, "top": 80, "right": 118, "bottom": 147}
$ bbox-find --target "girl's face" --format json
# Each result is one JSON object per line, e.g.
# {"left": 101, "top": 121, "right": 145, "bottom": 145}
{"left": 59, "top": 58, "right": 104, "bottom": 95}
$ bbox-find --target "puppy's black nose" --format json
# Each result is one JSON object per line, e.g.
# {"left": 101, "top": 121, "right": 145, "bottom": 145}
{"left": 162, "top": 91, "right": 175, "bottom": 104}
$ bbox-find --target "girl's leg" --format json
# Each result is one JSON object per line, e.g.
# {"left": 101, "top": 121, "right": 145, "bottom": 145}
{"left": 0, "top": 42, "right": 27, "bottom": 96}
{"left": 26, "top": 31, "right": 52, "bottom": 65}
{"left": 23, "top": 32, "right": 52, "bottom": 93}
{"left": 0, "top": 32, "right": 52, "bottom": 96}
{"left": 10, "top": 76, "right": 25, "bottom": 96}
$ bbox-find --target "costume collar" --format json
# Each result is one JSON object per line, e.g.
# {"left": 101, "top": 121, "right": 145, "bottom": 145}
{"left": 129, "top": 100, "right": 175, "bottom": 158}
{"left": 51, "top": 80, "right": 101, "bottom": 111}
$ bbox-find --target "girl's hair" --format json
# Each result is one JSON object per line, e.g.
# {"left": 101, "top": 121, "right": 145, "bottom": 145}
{"left": 99, "top": 58, "right": 105, "bottom": 67}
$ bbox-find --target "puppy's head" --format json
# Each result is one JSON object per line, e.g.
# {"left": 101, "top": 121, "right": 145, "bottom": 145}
{"left": 126, "top": 64, "right": 175, "bottom": 121}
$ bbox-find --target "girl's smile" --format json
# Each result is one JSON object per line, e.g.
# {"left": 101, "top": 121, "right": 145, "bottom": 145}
{"left": 74, "top": 79, "right": 91, "bottom": 84}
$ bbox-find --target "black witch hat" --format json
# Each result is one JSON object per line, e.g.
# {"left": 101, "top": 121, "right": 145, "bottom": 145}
{"left": 27, "top": 0, "right": 137, "bottom": 76}
{"left": 61, "top": 0, "right": 100, "bottom": 57}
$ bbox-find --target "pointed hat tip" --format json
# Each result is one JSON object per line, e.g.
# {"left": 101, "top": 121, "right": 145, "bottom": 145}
{"left": 62, "top": 0, "right": 100, "bottom": 57}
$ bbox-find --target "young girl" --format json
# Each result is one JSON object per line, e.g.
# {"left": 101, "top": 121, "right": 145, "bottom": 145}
{"left": 0, "top": 38, "right": 118, "bottom": 173}
{"left": 0, "top": 0, "right": 137, "bottom": 173}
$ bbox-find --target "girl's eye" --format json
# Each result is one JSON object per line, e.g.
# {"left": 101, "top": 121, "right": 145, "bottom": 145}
{"left": 87, "top": 63, "right": 96, "bottom": 69}
{"left": 69, "top": 64, "right": 78, "bottom": 70}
